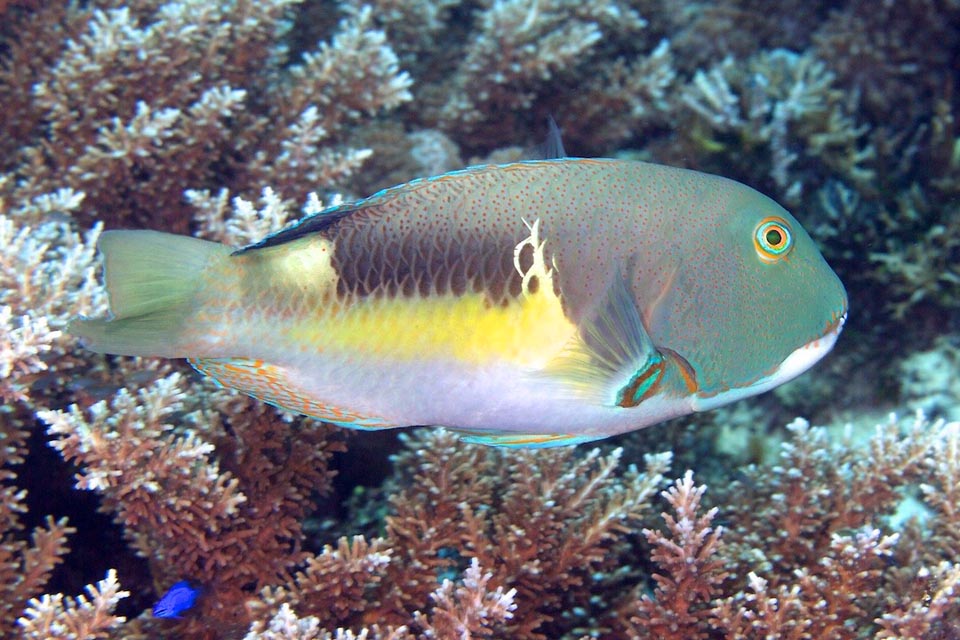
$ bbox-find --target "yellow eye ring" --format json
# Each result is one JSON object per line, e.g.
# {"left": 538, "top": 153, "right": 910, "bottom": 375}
{"left": 754, "top": 217, "right": 793, "bottom": 263}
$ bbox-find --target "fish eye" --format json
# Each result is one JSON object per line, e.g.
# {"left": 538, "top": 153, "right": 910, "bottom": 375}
{"left": 754, "top": 217, "right": 793, "bottom": 263}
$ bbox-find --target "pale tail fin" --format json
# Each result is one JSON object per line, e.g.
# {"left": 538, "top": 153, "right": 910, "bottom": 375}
{"left": 70, "top": 230, "right": 232, "bottom": 357}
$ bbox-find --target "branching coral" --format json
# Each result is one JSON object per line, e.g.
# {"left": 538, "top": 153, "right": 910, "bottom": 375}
{"left": 628, "top": 471, "right": 726, "bottom": 638}
{"left": 412, "top": 558, "right": 518, "bottom": 639}
{"left": 0, "top": 1, "right": 411, "bottom": 232}
{"left": 812, "top": 0, "right": 960, "bottom": 132}
{"left": 380, "top": 430, "right": 672, "bottom": 639}
{"left": 715, "top": 415, "right": 935, "bottom": 582}
{"left": 869, "top": 195, "right": 960, "bottom": 318}
{"left": 246, "top": 558, "right": 515, "bottom": 640}
{"left": 876, "top": 561, "right": 960, "bottom": 639}
{"left": 34, "top": 392, "right": 671, "bottom": 637}
{"left": 715, "top": 413, "right": 960, "bottom": 638}
{"left": 0, "top": 447, "right": 75, "bottom": 639}
{"left": 0, "top": 187, "right": 104, "bottom": 406}
{"left": 609, "top": 413, "right": 960, "bottom": 640}
{"left": 17, "top": 569, "right": 129, "bottom": 639}
{"left": 40, "top": 374, "right": 348, "bottom": 634}
{"left": 18, "top": 371, "right": 960, "bottom": 639}
{"left": 0, "top": 186, "right": 105, "bottom": 640}
{"left": 678, "top": 49, "right": 873, "bottom": 203}
{"left": 436, "top": 0, "right": 640, "bottom": 126}
{"left": 667, "top": 0, "right": 835, "bottom": 72}
{"left": 253, "top": 535, "right": 393, "bottom": 628}
{"left": 712, "top": 528, "right": 899, "bottom": 639}
{"left": 392, "top": 0, "right": 677, "bottom": 152}
{"left": 1, "top": 1, "right": 959, "bottom": 638}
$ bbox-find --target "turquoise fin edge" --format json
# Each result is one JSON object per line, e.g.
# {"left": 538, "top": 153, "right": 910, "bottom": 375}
{"left": 447, "top": 427, "right": 602, "bottom": 448}
{"left": 543, "top": 270, "right": 664, "bottom": 405}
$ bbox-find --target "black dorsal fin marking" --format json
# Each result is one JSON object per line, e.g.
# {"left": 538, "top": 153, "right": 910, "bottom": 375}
{"left": 232, "top": 203, "right": 359, "bottom": 255}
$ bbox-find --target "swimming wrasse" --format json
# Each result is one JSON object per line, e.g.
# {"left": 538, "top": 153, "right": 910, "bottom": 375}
{"left": 71, "top": 158, "right": 848, "bottom": 447}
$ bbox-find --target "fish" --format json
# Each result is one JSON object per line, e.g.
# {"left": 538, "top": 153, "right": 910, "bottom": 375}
{"left": 152, "top": 580, "right": 200, "bottom": 619}
{"left": 71, "top": 156, "right": 847, "bottom": 447}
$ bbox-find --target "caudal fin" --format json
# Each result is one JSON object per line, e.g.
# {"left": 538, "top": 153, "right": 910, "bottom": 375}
{"left": 70, "top": 230, "right": 232, "bottom": 357}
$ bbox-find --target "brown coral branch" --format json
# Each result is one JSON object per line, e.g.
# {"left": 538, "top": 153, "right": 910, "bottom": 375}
{"left": 413, "top": 558, "right": 517, "bottom": 639}
{"left": 628, "top": 471, "right": 726, "bottom": 640}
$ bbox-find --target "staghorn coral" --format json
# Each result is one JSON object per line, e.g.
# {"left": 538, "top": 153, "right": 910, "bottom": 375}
{"left": 40, "top": 374, "right": 349, "bottom": 635}
{"left": 17, "top": 348, "right": 960, "bottom": 639}
{"left": 677, "top": 48, "right": 873, "bottom": 204}
{"left": 411, "top": 558, "right": 517, "bottom": 639}
{"left": 713, "top": 413, "right": 960, "bottom": 638}
{"left": 17, "top": 569, "right": 129, "bottom": 639}
{"left": 812, "top": 0, "right": 960, "bottom": 133}
{"left": 667, "top": 0, "right": 834, "bottom": 72}
{"left": 0, "top": 185, "right": 104, "bottom": 407}
{"left": 876, "top": 561, "right": 960, "bottom": 639}
{"left": 712, "top": 528, "right": 901, "bottom": 639}
{"left": 0, "top": 182, "right": 105, "bottom": 639}
{"left": 868, "top": 192, "right": 960, "bottom": 319}
{"left": 379, "top": 430, "right": 672, "bottom": 639}
{"left": 610, "top": 413, "right": 960, "bottom": 640}
{"left": 35, "top": 388, "right": 669, "bottom": 637}
{"left": 0, "top": 430, "right": 74, "bottom": 638}
{"left": 355, "top": 0, "right": 681, "bottom": 153}
{"left": 0, "top": 5, "right": 412, "bottom": 630}
{"left": 245, "top": 558, "right": 515, "bottom": 640}
{"left": 714, "top": 415, "right": 934, "bottom": 583}
{"left": 0, "top": 1, "right": 411, "bottom": 232}
{"left": 1, "top": 0, "right": 959, "bottom": 638}
{"left": 434, "top": 0, "right": 647, "bottom": 129}
{"left": 627, "top": 471, "right": 726, "bottom": 638}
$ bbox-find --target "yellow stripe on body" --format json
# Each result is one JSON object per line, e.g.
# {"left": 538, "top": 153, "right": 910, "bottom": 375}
{"left": 293, "top": 283, "right": 576, "bottom": 367}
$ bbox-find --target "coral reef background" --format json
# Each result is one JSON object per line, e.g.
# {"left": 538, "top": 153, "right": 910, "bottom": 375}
{"left": 1, "top": 0, "right": 959, "bottom": 637}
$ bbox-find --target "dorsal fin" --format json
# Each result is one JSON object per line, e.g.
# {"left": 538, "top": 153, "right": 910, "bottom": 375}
{"left": 233, "top": 203, "right": 358, "bottom": 254}
{"left": 543, "top": 116, "right": 567, "bottom": 159}
{"left": 533, "top": 116, "right": 567, "bottom": 160}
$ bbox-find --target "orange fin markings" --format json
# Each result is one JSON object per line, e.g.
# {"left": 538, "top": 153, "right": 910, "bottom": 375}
{"left": 189, "top": 357, "right": 394, "bottom": 430}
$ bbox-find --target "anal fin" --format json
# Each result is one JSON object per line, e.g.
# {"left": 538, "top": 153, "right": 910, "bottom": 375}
{"left": 448, "top": 427, "right": 600, "bottom": 448}
{"left": 189, "top": 357, "right": 394, "bottom": 430}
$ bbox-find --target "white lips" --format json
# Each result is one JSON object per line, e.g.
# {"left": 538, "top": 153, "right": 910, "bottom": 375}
{"left": 769, "top": 311, "right": 846, "bottom": 387}
{"left": 691, "top": 311, "right": 847, "bottom": 412}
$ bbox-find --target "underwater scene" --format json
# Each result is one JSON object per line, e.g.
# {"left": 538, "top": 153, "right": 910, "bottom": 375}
{"left": 1, "top": 0, "right": 958, "bottom": 637}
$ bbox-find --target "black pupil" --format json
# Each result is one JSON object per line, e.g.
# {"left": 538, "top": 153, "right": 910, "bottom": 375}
{"left": 765, "top": 228, "right": 783, "bottom": 246}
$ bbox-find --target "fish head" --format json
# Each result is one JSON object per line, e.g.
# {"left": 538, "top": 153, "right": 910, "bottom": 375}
{"left": 643, "top": 177, "right": 848, "bottom": 410}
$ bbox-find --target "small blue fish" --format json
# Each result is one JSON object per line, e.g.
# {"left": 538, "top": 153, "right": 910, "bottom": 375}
{"left": 152, "top": 580, "right": 200, "bottom": 619}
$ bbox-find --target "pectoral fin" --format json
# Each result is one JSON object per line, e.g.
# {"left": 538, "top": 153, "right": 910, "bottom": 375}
{"left": 546, "top": 272, "right": 673, "bottom": 407}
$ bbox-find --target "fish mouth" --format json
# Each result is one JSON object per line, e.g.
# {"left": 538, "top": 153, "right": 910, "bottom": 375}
{"left": 691, "top": 309, "right": 847, "bottom": 412}
{"left": 770, "top": 308, "right": 846, "bottom": 386}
